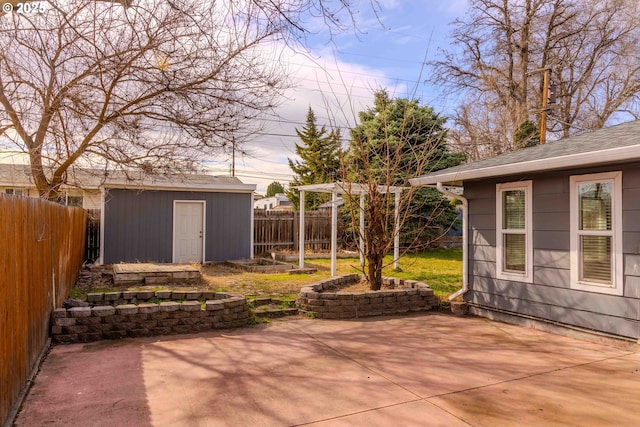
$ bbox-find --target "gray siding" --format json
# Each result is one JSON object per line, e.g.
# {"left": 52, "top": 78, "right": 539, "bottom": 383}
{"left": 103, "top": 188, "right": 251, "bottom": 264}
{"left": 464, "top": 163, "right": 640, "bottom": 339}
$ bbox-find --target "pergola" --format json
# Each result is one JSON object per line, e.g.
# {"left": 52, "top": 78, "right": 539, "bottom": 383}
{"left": 295, "top": 182, "right": 405, "bottom": 276}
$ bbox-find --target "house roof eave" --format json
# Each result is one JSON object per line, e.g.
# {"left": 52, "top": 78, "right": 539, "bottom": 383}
{"left": 410, "top": 143, "right": 640, "bottom": 187}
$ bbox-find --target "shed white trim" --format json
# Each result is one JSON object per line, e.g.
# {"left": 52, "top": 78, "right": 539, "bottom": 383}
{"left": 103, "top": 182, "right": 255, "bottom": 193}
{"left": 172, "top": 200, "right": 206, "bottom": 264}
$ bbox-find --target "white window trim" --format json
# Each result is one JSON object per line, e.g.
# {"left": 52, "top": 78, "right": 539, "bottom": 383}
{"left": 5, "top": 187, "right": 25, "bottom": 196}
{"left": 172, "top": 200, "right": 207, "bottom": 264}
{"left": 570, "top": 171, "right": 623, "bottom": 296}
{"left": 496, "top": 180, "right": 533, "bottom": 283}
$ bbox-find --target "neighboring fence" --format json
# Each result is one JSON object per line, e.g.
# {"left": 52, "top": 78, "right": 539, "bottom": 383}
{"left": 253, "top": 209, "right": 336, "bottom": 254}
{"left": 0, "top": 195, "right": 86, "bottom": 427}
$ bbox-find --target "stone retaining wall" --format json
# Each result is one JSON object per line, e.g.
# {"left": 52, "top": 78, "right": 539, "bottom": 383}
{"left": 297, "top": 274, "right": 440, "bottom": 319}
{"left": 51, "top": 291, "right": 251, "bottom": 344}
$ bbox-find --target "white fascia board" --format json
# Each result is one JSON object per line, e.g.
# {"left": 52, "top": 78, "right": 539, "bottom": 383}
{"left": 409, "top": 144, "right": 640, "bottom": 187}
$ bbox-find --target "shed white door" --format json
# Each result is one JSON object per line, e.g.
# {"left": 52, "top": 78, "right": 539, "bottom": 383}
{"left": 173, "top": 201, "right": 205, "bottom": 263}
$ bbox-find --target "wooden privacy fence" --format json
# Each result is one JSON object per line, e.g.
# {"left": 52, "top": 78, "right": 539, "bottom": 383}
{"left": 0, "top": 195, "right": 86, "bottom": 427}
{"left": 253, "top": 209, "right": 337, "bottom": 254}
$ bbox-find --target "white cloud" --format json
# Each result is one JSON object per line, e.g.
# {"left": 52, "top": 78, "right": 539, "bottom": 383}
{"left": 441, "top": 0, "right": 470, "bottom": 15}
{"left": 220, "top": 43, "right": 397, "bottom": 194}
{"left": 1, "top": 41, "right": 394, "bottom": 195}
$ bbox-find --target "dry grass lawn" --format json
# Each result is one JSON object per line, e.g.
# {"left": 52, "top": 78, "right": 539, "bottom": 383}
{"left": 73, "top": 250, "right": 462, "bottom": 301}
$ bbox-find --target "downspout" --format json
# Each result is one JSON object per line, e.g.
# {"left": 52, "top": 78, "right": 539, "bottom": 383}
{"left": 435, "top": 182, "right": 468, "bottom": 301}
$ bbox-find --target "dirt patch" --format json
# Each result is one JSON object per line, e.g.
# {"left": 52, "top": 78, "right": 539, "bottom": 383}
{"left": 73, "top": 263, "right": 317, "bottom": 299}
{"left": 73, "top": 265, "right": 117, "bottom": 295}
{"left": 74, "top": 264, "right": 211, "bottom": 295}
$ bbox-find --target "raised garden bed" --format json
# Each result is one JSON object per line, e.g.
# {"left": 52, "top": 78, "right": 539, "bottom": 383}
{"left": 297, "top": 274, "right": 440, "bottom": 319}
{"left": 51, "top": 291, "right": 251, "bottom": 344}
{"left": 225, "top": 258, "right": 296, "bottom": 273}
{"left": 112, "top": 263, "right": 201, "bottom": 285}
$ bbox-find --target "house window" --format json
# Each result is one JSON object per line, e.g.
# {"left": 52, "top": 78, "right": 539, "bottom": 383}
{"left": 570, "top": 172, "right": 622, "bottom": 295}
{"left": 66, "top": 195, "right": 83, "bottom": 207}
{"left": 5, "top": 188, "right": 24, "bottom": 196}
{"left": 496, "top": 181, "right": 533, "bottom": 282}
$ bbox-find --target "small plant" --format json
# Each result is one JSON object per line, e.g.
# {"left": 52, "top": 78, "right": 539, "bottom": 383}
{"left": 249, "top": 313, "right": 270, "bottom": 324}
{"left": 68, "top": 288, "right": 85, "bottom": 299}
{"left": 278, "top": 300, "right": 295, "bottom": 309}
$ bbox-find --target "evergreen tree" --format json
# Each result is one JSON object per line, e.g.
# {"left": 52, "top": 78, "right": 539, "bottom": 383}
{"left": 266, "top": 181, "right": 285, "bottom": 197}
{"left": 343, "top": 90, "right": 465, "bottom": 289}
{"left": 514, "top": 120, "right": 540, "bottom": 149}
{"left": 286, "top": 107, "right": 342, "bottom": 210}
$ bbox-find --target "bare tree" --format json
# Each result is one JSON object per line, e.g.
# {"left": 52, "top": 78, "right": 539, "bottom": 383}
{"left": 340, "top": 90, "right": 464, "bottom": 290}
{"left": 432, "top": 0, "right": 640, "bottom": 159}
{"left": 0, "top": 0, "right": 376, "bottom": 201}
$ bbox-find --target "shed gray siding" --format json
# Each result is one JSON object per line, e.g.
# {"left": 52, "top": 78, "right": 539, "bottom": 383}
{"left": 464, "top": 163, "right": 640, "bottom": 339}
{"left": 103, "top": 188, "right": 252, "bottom": 264}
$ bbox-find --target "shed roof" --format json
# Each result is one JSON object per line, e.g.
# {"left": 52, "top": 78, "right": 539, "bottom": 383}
{"left": 0, "top": 164, "right": 255, "bottom": 192}
{"left": 410, "top": 120, "right": 640, "bottom": 186}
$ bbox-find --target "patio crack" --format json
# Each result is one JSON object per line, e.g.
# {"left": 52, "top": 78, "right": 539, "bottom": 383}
{"left": 285, "top": 322, "right": 424, "bottom": 400}
{"left": 290, "top": 400, "right": 426, "bottom": 427}
{"left": 425, "top": 352, "right": 636, "bottom": 400}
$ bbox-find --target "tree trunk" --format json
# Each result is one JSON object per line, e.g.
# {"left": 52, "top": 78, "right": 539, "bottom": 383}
{"left": 366, "top": 252, "right": 383, "bottom": 291}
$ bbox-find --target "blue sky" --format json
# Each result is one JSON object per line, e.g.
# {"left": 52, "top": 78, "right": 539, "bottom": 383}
{"left": 219, "top": 0, "right": 471, "bottom": 193}
{"left": 0, "top": 1, "right": 471, "bottom": 193}
{"left": 320, "top": 0, "right": 467, "bottom": 108}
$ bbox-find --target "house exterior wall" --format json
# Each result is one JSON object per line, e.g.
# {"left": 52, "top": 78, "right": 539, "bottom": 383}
{"left": 0, "top": 185, "right": 101, "bottom": 209}
{"left": 103, "top": 188, "right": 252, "bottom": 264}
{"left": 82, "top": 190, "right": 102, "bottom": 210}
{"left": 0, "top": 186, "right": 39, "bottom": 197}
{"left": 465, "top": 162, "right": 640, "bottom": 339}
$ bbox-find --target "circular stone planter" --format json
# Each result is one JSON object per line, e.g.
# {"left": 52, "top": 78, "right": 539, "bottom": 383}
{"left": 297, "top": 274, "right": 440, "bottom": 319}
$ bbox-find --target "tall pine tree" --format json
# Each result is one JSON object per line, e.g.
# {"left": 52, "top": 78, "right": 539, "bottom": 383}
{"left": 286, "top": 107, "right": 341, "bottom": 210}
{"left": 343, "top": 90, "right": 466, "bottom": 289}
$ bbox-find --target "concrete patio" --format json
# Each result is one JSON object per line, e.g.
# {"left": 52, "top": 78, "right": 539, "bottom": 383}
{"left": 14, "top": 313, "right": 640, "bottom": 426}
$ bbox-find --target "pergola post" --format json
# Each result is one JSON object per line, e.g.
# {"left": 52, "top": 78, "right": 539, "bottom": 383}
{"left": 331, "top": 191, "right": 338, "bottom": 276}
{"left": 394, "top": 191, "right": 400, "bottom": 270}
{"left": 294, "top": 182, "right": 405, "bottom": 275}
{"left": 359, "top": 194, "right": 365, "bottom": 267}
{"left": 298, "top": 190, "right": 305, "bottom": 269}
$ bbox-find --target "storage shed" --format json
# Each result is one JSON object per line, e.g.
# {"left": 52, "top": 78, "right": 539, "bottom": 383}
{"left": 99, "top": 175, "right": 255, "bottom": 265}
{"left": 411, "top": 120, "right": 640, "bottom": 341}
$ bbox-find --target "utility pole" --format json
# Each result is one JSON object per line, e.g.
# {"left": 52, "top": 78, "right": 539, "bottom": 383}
{"left": 526, "top": 66, "right": 556, "bottom": 144}
{"left": 540, "top": 68, "right": 549, "bottom": 144}
{"left": 231, "top": 137, "right": 235, "bottom": 177}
